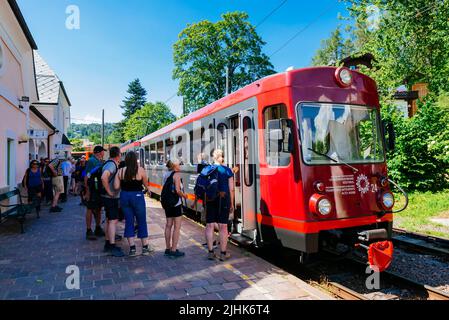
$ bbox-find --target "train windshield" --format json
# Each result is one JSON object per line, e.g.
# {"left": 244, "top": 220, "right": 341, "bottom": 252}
{"left": 298, "top": 103, "right": 385, "bottom": 165}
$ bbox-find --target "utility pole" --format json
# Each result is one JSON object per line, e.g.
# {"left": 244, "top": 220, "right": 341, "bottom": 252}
{"left": 182, "top": 96, "right": 187, "bottom": 116}
{"left": 101, "top": 109, "right": 105, "bottom": 147}
{"left": 225, "top": 66, "right": 230, "bottom": 96}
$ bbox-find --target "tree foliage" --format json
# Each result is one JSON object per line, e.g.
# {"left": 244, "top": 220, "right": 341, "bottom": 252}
{"left": 311, "top": 1, "right": 449, "bottom": 191}
{"left": 312, "top": 25, "right": 355, "bottom": 66}
{"left": 173, "top": 11, "right": 275, "bottom": 114}
{"left": 382, "top": 94, "right": 449, "bottom": 191}
{"left": 123, "top": 102, "right": 176, "bottom": 141}
{"left": 343, "top": 0, "right": 449, "bottom": 95}
{"left": 68, "top": 123, "right": 123, "bottom": 144}
{"left": 121, "top": 79, "right": 148, "bottom": 119}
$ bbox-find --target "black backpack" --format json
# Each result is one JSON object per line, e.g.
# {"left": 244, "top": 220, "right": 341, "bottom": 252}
{"left": 161, "top": 172, "right": 179, "bottom": 210}
{"left": 88, "top": 160, "right": 116, "bottom": 195}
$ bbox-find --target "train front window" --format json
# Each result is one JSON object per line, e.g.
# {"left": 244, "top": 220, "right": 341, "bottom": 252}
{"left": 298, "top": 103, "right": 385, "bottom": 165}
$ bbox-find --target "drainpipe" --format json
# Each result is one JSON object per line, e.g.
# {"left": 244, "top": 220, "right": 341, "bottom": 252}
{"left": 47, "top": 130, "right": 58, "bottom": 159}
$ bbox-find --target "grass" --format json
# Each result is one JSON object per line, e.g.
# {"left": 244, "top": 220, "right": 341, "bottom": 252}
{"left": 393, "top": 189, "right": 449, "bottom": 239}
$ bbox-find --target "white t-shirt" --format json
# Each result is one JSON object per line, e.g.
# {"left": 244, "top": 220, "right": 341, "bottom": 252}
{"left": 162, "top": 170, "right": 182, "bottom": 207}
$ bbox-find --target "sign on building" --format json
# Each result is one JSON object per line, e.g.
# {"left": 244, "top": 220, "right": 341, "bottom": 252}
{"left": 28, "top": 129, "right": 48, "bottom": 139}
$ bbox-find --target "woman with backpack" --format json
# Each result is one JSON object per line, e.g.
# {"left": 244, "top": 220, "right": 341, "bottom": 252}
{"left": 204, "top": 149, "right": 235, "bottom": 261}
{"left": 22, "top": 160, "right": 44, "bottom": 212}
{"left": 114, "top": 151, "right": 153, "bottom": 257}
{"left": 161, "top": 160, "right": 188, "bottom": 259}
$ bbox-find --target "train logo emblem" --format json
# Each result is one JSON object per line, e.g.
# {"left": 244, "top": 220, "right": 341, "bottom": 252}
{"left": 356, "top": 174, "right": 370, "bottom": 195}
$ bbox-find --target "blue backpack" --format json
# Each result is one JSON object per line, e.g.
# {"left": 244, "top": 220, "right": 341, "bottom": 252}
{"left": 194, "top": 165, "right": 219, "bottom": 201}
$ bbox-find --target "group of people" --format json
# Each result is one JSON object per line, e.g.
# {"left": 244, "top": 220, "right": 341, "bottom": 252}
{"left": 22, "top": 156, "right": 79, "bottom": 213}
{"left": 23, "top": 145, "right": 237, "bottom": 262}
{"left": 161, "top": 149, "right": 235, "bottom": 262}
{"left": 83, "top": 146, "right": 153, "bottom": 258}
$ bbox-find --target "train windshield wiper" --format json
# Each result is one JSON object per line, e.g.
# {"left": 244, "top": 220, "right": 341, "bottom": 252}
{"left": 307, "top": 148, "right": 359, "bottom": 173}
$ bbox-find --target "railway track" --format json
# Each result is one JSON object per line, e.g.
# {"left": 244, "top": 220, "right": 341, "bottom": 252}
{"left": 171, "top": 200, "right": 449, "bottom": 300}
{"left": 392, "top": 228, "right": 449, "bottom": 256}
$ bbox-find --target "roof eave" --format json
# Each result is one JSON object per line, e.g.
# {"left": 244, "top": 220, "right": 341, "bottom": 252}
{"left": 59, "top": 81, "right": 72, "bottom": 107}
{"left": 30, "top": 105, "right": 56, "bottom": 131}
{"left": 7, "top": 0, "right": 38, "bottom": 50}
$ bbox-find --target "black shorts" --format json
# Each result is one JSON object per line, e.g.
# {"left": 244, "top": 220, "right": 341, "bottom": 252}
{"left": 206, "top": 196, "right": 230, "bottom": 224}
{"left": 165, "top": 205, "right": 183, "bottom": 218}
{"left": 103, "top": 197, "right": 119, "bottom": 220}
{"left": 28, "top": 186, "right": 43, "bottom": 200}
{"left": 87, "top": 191, "right": 102, "bottom": 210}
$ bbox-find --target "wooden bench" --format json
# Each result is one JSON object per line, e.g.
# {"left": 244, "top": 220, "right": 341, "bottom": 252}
{"left": 0, "top": 188, "right": 40, "bottom": 234}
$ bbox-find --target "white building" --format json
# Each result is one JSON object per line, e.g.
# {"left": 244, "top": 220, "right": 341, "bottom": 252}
{"left": 0, "top": 0, "right": 38, "bottom": 191}
{"left": 32, "top": 51, "right": 72, "bottom": 159}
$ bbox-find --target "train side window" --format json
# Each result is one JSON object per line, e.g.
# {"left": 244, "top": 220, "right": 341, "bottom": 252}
{"left": 208, "top": 123, "right": 215, "bottom": 158}
{"left": 243, "top": 117, "right": 254, "bottom": 186}
{"left": 150, "top": 143, "right": 156, "bottom": 165}
{"left": 189, "top": 130, "right": 194, "bottom": 165}
{"left": 157, "top": 141, "right": 164, "bottom": 165}
{"left": 165, "top": 138, "right": 174, "bottom": 161}
{"left": 144, "top": 145, "right": 150, "bottom": 166}
{"left": 200, "top": 127, "right": 210, "bottom": 163}
{"left": 264, "top": 104, "right": 291, "bottom": 167}
{"left": 175, "top": 135, "right": 185, "bottom": 164}
{"left": 217, "top": 123, "right": 228, "bottom": 162}
{"left": 139, "top": 148, "right": 145, "bottom": 168}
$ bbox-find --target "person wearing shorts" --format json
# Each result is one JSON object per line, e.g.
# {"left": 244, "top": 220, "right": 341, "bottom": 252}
{"left": 162, "top": 160, "right": 188, "bottom": 259}
{"left": 205, "top": 149, "right": 235, "bottom": 261}
{"left": 48, "top": 157, "right": 64, "bottom": 213}
{"left": 101, "top": 147, "right": 125, "bottom": 257}
{"left": 23, "top": 160, "right": 44, "bottom": 213}
{"left": 84, "top": 146, "right": 106, "bottom": 240}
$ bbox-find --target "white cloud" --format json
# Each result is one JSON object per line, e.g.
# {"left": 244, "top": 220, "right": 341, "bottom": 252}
{"left": 72, "top": 114, "right": 102, "bottom": 124}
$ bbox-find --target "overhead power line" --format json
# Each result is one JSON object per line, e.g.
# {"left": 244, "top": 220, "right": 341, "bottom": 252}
{"left": 269, "top": 2, "right": 335, "bottom": 58}
{"left": 256, "top": 0, "right": 289, "bottom": 28}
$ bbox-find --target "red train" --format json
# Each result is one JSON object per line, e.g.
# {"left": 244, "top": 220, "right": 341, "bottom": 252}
{"left": 121, "top": 67, "right": 404, "bottom": 271}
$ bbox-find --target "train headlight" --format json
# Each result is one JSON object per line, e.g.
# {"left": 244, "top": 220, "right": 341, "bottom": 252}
{"left": 318, "top": 198, "right": 332, "bottom": 216}
{"left": 382, "top": 192, "right": 395, "bottom": 210}
{"left": 335, "top": 67, "right": 353, "bottom": 87}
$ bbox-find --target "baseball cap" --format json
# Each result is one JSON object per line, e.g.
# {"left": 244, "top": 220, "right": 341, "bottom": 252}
{"left": 93, "top": 146, "right": 107, "bottom": 154}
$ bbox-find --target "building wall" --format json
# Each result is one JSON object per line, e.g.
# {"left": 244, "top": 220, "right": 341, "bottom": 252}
{"left": 0, "top": 2, "right": 38, "bottom": 190}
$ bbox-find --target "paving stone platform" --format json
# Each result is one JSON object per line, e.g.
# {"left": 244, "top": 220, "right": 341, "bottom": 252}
{"left": 0, "top": 195, "right": 332, "bottom": 300}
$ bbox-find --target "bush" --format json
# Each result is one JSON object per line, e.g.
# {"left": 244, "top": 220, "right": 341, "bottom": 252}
{"left": 382, "top": 93, "right": 449, "bottom": 192}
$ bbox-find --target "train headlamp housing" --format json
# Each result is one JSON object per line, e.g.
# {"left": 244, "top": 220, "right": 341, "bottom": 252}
{"left": 381, "top": 192, "right": 395, "bottom": 210}
{"left": 309, "top": 194, "right": 333, "bottom": 217}
{"left": 318, "top": 198, "right": 332, "bottom": 216}
{"left": 335, "top": 67, "right": 353, "bottom": 87}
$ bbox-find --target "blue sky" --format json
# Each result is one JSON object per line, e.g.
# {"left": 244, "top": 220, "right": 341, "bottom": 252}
{"left": 18, "top": 0, "right": 349, "bottom": 124}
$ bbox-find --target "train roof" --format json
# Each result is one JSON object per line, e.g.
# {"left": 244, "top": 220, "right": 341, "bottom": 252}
{"left": 140, "top": 67, "right": 376, "bottom": 143}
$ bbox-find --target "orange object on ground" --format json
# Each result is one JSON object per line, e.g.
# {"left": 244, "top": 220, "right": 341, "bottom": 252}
{"left": 368, "top": 241, "right": 394, "bottom": 272}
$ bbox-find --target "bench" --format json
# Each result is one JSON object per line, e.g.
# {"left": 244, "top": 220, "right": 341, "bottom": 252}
{"left": 0, "top": 188, "right": 40, "bottom": 234}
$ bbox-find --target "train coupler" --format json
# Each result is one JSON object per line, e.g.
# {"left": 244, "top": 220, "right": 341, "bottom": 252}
{"left": 355, "top": 229, "right": 393, "bottom": 272}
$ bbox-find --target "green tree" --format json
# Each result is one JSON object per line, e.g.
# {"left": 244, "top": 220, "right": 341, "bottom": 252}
{"left": 343, "top": 0, "right": 449, "bottom": 95}
{"left": 382, "top": 94, "right": 449, "bottom": 191}
{"left": 121, "top": 79, "right": 148, "bottom": 119}
{"left": 108, "top": 121, "right": 126, "bottom": 144}
{"left": 70, "top": 138, "right": 84, "bottom": 152}
{"left": 173, "top": 11, "right": 275, "bottom": 114}
{"left": 312, "top": 25, "right": 355, "bottom": 66}
{"left": 123, "top": 102, "right": 176, "bottom": 141}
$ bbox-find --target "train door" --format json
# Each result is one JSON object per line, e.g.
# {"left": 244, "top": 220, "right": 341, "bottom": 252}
{"left": 238, "top": 110, "right": 257, "bottom": 238}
